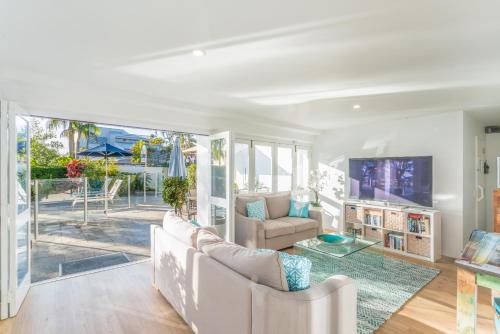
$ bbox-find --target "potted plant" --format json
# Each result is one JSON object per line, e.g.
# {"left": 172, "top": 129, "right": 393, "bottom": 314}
{"left": 162, "top": 176, "right": 189, "bottom": 215}
{"left": 308, "top": 169, "right": 328, "bottom": 207}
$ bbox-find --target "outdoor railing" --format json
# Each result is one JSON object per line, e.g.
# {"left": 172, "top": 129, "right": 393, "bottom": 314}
{"left": 32, "top": 172, "right": 164, "bottom": 240}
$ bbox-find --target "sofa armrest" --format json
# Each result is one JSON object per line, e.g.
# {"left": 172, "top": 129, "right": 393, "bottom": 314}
{"left": 235, "top": 212, "right": 265, "bottom": 249}
{"left": 309, "top": 207, "right": 324, "bottom": 234}
{"left": 251, "top": 275, "right": 357, "bottom": 334}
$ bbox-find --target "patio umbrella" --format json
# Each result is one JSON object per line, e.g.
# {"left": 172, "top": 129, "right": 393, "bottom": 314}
{"left": 78, "top": 143, "right": 132, "bottom": 212}
{"left": 168, "top": 137, "right": 187, "bottom": 178}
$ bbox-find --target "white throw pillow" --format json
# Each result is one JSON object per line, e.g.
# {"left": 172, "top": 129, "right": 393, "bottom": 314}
{"left": 198, "top": 231, "right": 289, "bottom": 291}
{"left": 196, "top": 229, "right": 224, "bottom": 250}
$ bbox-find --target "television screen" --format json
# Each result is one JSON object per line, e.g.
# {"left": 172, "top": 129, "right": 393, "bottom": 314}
{"left": 349, "top": 156, "right": 432, "bottom": 207}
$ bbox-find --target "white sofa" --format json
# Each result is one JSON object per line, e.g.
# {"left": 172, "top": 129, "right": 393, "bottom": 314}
{"left": 151, "top": 217, "right": 357, "bottom": 334}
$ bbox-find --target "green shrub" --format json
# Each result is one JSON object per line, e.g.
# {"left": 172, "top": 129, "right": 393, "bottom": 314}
{"left": 31, "top": 166, "right": 67, "bottom": 179}
{"left": 162, "top": 176, "right": 188, "bottom": 214}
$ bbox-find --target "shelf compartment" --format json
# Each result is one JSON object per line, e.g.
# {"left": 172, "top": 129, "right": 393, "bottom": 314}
{"left": 345, "top": 205, "right": 364, "bottom": 222}
{"left": 407, "top": 234, "right": 431, "bottom": 258}
{"left": 365, "top": 208, "right": 383, "bottom": 227}
{"left": 384, "top": 230, "right": 405, "bottom": 251}
{"left": 364, "top": 226, "right": 383, "bottom": 241}
{"left": 384, "top": 210, "right": 405, "bottom": 232}
{"left": 406, "top": 213, "right": 431, "bottom": 235}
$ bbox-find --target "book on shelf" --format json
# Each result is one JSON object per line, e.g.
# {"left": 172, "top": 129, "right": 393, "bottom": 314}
{"left": 407, "top": 214, "right": 430, "bottom": 235}
{"left": 386, "top": 233, "right": 404, "bottom": 251}
{"left": 365, "top": 214, "right": 382, "bottom": 227}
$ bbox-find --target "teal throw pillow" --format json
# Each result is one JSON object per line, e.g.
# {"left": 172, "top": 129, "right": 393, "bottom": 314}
{"left": 189, "top": 219, "right": 201, "bottom": 227}
{"left": 288, "top": 199, "right": 310, "bottom": 218}
{"left": 256, "top": 249, "right": 312, "bottom": 291}
{"left": 246, "top": 200, "right": 266, "bottom": 221}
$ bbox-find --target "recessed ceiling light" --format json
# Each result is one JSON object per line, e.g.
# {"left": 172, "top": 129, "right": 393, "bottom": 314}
{"left": 192, "top": 49, "right": 206, "bottom": 57}
{"left": 353, "top": 104, "right": 361, "bottom": 109}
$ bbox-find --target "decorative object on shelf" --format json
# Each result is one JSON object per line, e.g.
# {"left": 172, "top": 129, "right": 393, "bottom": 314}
{"left": 343, "top": 202, "right": 441, "bottom": 262}
{"left": 308, "top": 169, "right": 327, "bottom": 207}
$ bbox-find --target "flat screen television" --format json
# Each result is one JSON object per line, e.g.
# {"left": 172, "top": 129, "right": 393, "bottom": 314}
{"left": 349, "top": 156, "right": 433, "bottom": 207}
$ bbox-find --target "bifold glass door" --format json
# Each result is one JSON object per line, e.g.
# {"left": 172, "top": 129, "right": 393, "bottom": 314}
{"left": 209, "top": 131, "right": 233, "bottom": 241}
{"left": 0, "top": 102, "right": 31, "bottom": 319}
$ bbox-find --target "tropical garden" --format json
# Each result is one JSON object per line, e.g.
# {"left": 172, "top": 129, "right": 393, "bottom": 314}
{"left": 30, "top": 117, "right": 197, "bottom": 205}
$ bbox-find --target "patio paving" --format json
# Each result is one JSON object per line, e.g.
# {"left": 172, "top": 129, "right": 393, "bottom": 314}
{"left": 31, "top": 193, "right": 170, "bottom": 283}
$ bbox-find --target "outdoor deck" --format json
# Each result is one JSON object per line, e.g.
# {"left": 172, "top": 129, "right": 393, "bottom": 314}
{"left": 31, "top": 193, "right": 168, "bottom": 283}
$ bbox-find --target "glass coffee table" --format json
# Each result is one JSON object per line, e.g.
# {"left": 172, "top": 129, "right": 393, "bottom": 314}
{"left": 295, "top": 232, "right": 382, "bottom": 258}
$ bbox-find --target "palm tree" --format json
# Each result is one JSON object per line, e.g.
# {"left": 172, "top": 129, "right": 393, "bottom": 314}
{"left": 47, "top": 119, "right": 101, "bottom": 157}
{"left": 75, "top": 123, "right": 101, "bottom": 150}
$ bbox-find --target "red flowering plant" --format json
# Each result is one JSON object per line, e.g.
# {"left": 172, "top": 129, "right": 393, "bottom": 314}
{"left": 66, "top": 159, "right": 86, "bottom": 178}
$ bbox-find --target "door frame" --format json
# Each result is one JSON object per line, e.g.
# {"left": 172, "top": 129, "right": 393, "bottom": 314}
{"left": 209, "top": 131, "right": 234, "bottom": 242}
{"left": 0, "top": 102, "right": 31, "bottom": 319}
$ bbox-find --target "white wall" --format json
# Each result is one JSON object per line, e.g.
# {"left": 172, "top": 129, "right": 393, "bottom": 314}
{"left": 485, "top": 133, "right": 500, "bottom": 230}
{"left": 461, "top": 112, "right": 487, "bottom": 244}
{"left": 314, "top": 111, "right": 464, "bottom": 257}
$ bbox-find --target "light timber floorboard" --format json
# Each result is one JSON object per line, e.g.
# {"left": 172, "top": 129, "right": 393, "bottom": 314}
{"left": 0, "top": 254, "right": 495, "bottom": 333}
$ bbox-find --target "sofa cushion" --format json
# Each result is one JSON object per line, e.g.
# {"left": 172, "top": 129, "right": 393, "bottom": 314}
{"left": 288, "top": 199, "right": 310, "bottom": 218}
{"left": 163, "top": 212, "right": 218, "bottom": 248}
{"left": 263, "top": 220, "right": 295, "bottom": 239}
{"left": 196, "top": 228, "right": 224, "bottom": 250}
{"left": 200, "top": 237, "right": 289, "bottom": 291}
{"left": 275, "top": 216, "right": 318, "bottom": 233}
{"left": 246, "top": 200, "right": 266, "bottom": 221}
{"left": 257, "top": 249, "right": 312, "bottom": 291}
{"left": 162, "top": 211, "right": 199, "bottom": 247}
{"left": 265, "top": 192, "right": 291, "bottom": 219}
{"left": 235, "top": 195, "right": 270, "bottom": 219}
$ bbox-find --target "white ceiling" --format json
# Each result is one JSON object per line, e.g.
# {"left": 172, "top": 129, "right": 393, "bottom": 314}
{"left": 2, "top": 0, "right": 500, "bottom": 133}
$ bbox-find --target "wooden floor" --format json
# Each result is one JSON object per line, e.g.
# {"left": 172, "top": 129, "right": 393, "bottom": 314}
{"left": 0, "top": 255, "right": 495, "bottom": 334}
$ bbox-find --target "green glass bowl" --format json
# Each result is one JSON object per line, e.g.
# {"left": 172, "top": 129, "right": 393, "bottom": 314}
{"left": 317, "top": 234, "right": 353, "bottom": 244}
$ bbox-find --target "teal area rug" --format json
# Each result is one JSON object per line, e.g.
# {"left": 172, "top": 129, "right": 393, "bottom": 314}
{"left": 299, "top": 249, "right": 440, "bottom": 334}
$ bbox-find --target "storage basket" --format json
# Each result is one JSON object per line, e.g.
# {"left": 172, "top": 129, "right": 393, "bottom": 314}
{"left": 364, "top": 226, "right": 383, "bottom": 241}
{"left": 345, "top": 205, "right": 359, "bottom": 222}
{"left": 345, "top": 205, "right": 365, "bottom": 222}
{"left": 407, "top": 235, "right": 431, "bottom": 258}
{"left": 384, "top": 210, "right": 405, "bottom": 231}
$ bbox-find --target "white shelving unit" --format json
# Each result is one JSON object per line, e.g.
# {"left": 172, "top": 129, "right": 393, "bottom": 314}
{"left": 343, "top": 201, "right": 441, "bottom": 262}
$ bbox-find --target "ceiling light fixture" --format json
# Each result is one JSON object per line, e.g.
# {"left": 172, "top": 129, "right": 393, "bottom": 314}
{"left": 192, "top": 49, "right": 206, "bottom": 57}
{"left": 353, "top": 104, "right": 361, "bottom": 109}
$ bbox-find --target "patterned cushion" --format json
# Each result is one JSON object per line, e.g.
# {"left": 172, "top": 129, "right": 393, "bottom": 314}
{"left": 288, "top": 199, "right": 310, "bottom": 218}
{"left": 246, "top": 200, "right": 266, "bottom": 221}
{"left": 257, "top": 249, "right": 312, "bottom": 291}
{"left": 235, "top": 195, "right": 270, "bottom": 218}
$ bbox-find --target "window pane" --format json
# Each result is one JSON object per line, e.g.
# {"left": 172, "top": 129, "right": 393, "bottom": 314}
{"left": 211, "top": 205, "right": 226, "bottom": 238}
{"left": 277, "top": 146, "right": 292, "bottom": 191}
{"left": 296, "top": 148, "right": 310, "bottom": 190}
{"left": 234, "top": 143, "right": 249, "bottom": 194}
{"left": 255, "top": 144, "right": 272, "bottom": 193}
{"left": 211, "top": 138, "right": 226, "bottom": 198}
